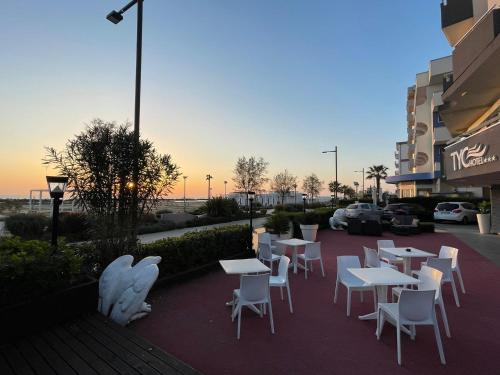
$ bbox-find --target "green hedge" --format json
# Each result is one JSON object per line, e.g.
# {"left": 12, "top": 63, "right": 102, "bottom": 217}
{"left": 5, "top": 214, "right": 48, "bottom": 240}
{"left": 138, "top": 225, "right": 252, "bottom": 280}
{"left": 275, "top": 208, "right": 335, "bottom": 238}
{"left": 0, "top": 237, "right": 83, "bottom": 307}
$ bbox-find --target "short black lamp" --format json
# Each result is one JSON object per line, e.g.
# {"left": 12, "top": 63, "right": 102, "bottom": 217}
{"left": 248, "top": 191, "right": 255, "bottom": 232}
{"left": 46, "top": 176, "right": 69, "bottom": 248}
{"left": 331, "top": 194, "right": 335, "bottom": 210}
{"left": 302, "top": 193, "right": 307, "bottom": 213}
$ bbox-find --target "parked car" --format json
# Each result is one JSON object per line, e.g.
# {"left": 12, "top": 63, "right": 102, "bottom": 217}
{"left": 345, "top": 203, "right": 383, "bottom": 220}
{"left": 433, "top": 202, "right": 478, "bottom": 224}
{"left": 382, "top": 203, "right": 433, "bottom": 222}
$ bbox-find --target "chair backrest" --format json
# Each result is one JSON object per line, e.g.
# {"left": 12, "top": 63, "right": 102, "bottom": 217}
{"left": 240, "top": 273, "right": 270, "bottom": 302}
{"left": 427, "top": 257, "right": 453, "bottom": 280}
{"left": 258, "top": 232, "right": 272, "bottom": 245}
{"left": 398, "top": 289, "right": 435, "bottom": 322}
{"left": 305, "top": 242, "right": 321, "bottom": 259}
{"left": 277, "top": 255, "right": 291, "bottom": 280}
{"left": 363, "top": 246, "right": 381, "bottom": 268}
{"left": 377, "top": 240, "right": 395, "bottom": 251}
{"left": 418, "top": 265, "right": 443, "bottom": 301}
{"left": 259, "top": 243, "right": 273, "bottom": 260}
{"left": 439, "top": 246, "right": 459, "bottom": 269}
{"left": 337, "top": 256, "right": 361, "bottom": 281}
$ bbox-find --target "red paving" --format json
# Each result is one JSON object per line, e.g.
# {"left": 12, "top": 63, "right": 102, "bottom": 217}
{"left": 131, "top": 230, "right": 500, "bottom": 374}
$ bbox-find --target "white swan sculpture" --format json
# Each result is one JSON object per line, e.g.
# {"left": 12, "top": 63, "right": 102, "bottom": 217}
{"left": 98, "top": 255, "right": 161, "bottom": 326}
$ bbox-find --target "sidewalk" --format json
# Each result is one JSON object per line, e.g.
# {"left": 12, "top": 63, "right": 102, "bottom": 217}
{"left": 138, "top": 216, "right": 268, "bottom": 244}
{"left": 436, "top": 223, "right": 500, "bottom": 266}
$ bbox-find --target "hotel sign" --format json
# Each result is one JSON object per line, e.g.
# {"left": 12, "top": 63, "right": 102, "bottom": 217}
{"left": 443, "top": 124, "right": 500, "bottom": 181}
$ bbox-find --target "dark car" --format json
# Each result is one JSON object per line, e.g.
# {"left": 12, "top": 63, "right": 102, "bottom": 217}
{"left": 382, "top": 203, "right": 432, "bottom": 222}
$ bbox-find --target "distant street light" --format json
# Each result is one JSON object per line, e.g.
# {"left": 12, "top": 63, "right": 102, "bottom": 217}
{"left": 302, "top": 193, "right": 307, "bottom": 213}
{"left": 206, "top": 174, "right": 213, "bottom": 199}
{"left": 106, "top": 0, "right": 144, "bottom": 242}
{"left": 183, "top": 176, "right": 188, "bottom": 212}
{"left": 353, "top": 181, "right": 359, "bottom": 198}
{"left": 355, "top": 168, "right": 365, "bottom": 197}
{"left": 46, "top": 176, "right": 68, "bottom": 248}
{"left": 224, "top": 180, "right": 228, "bottom": 198}
{"left": 331, "top": 194, "right": 335, "bottom": 210}
{"left": 322, "top": 147, "right": 338, "bottom": 205}
{"left": 248, "top": 191, "right": 255, "bottom": 234}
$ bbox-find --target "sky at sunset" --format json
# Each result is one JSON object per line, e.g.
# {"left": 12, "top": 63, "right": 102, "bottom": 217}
{"left": 0, "top": 1, "right": 451, "bottom": 198}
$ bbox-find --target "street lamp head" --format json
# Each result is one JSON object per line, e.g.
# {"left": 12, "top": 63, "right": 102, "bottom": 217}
{"left": 248, "top": 191, "right": 255, "bottom": 201}
{"left": 106, "top": 10, "right": 124, "bottom": 24}
{"left": 46, "top": 176, "right": 69, "bottom": 199}
{"left": 302, "top": 193, "right": 307, "bottom": 201}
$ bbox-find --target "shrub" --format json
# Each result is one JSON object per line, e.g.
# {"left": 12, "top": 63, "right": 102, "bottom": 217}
{"left": 298, "top": 212, "right": 319, "bottom": 225}
{"left": 206, "top": 197, "right": 241, "bottom": 218}
{"left": 478, "top": 201, "right": 491, "bottom": 214}
{"left": 0, "top": 237, "right": 83, "bottom": 306}
{"left": 54, "top": 213, "right": 91, "bottom": 241}
{"left": 138, "top": 225, "right": 252, "bottom": 279}
{"left": 260, "top": 208, "right": 268, "bottom": 215}
{"left": 5, "top": 214, "right": 49, "bottom": 239}
{"left": 264, "top": 213, "right": 290, "bottom": 234}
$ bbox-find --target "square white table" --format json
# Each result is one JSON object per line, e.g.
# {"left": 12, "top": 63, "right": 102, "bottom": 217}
{"left": 219, "top": 258, "right": 270, "bottom": 317}
{"left": 348, "top": 267, "right": 421, "bottom": 320}
{"left": 275, "top": 238, "right": 314, "bottom": 274}
{"left": 380, "top": 247, "right": 436, "bottom": 275}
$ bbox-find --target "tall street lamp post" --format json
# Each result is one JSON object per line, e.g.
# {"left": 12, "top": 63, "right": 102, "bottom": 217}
{"left": 206, "top": 174, "right": 213, "bottom": 199}
{"left": 183, "top": 176, "right": 188, "bottom": 212}
{"left": 322, "top": 147, "right": 338, "bottom": 206}
{"left": 331, "top": 194, "right": 335, "bottom": 210}
{"left": 355, "top": 168, "right": 365, "bottom": 197}
{"left": 224, "top": 180, "right": 227, "bottom": 198}
{"left": 302, "top": 193, "right": 307, "bottom": 213}
{"left": 106, "top": 0, "right": 143, "bottom": 242}
{"left": 46, "top": 176, "right": 69, "bottom": 249}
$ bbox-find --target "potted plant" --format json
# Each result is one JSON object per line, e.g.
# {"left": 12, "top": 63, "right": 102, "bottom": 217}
{"left": 264, "top": 213, "right": 291, "bottom": 241}
{"left": 299, "top": 211, "right": 319, "bottom": 241}
{"left": 477, "top": 201, "right": 491, "bottom": 234}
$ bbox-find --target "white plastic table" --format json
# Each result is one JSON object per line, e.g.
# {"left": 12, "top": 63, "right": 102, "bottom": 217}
{"left": 275, "top": 238, "right": 314, "bottom": 274}
{"left": 380, "top": 247, "right": 436, "bottom": 275}
{"left": 219, "top": 258, "right": 270, "bottom": 317}
{"left": 348, "top": 267, "right": 421, "bottom": 320}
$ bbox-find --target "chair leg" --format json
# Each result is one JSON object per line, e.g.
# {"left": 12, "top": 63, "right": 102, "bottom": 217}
{"left": 347, "top": 288, "right": 352, "bottom": 317}
{"left": 397, "top": 323, "right": 402, "bottom": 365}
{"left": 410, "top": 325, "right": 416, "bottom": 341}
{"left": 455, "top": 267, "right": 466, "bottom": 294}
{"left": 433, "top": 320, "right": 446, "bottom": 365}
{"left": 334, "top": 279, "right": 339, "bottom": 303}
{"left": 372, "top": 288, "right": 377, "bottom": 311}
{"left": 450, "top": 279, "right": 460, "bottom": 307}
{"left": 286, "top": 283, "right": 293, "bottom": 314}
{"left": 304, "top": 260, "right": 308, "bottom": 280}
{"left": 237, "top": 306, "right": 242, "bottom": 339}
{"left": 360, "top": 290, "right": 364, "bottom": 303}
{"left": 310, "top": 262, "right": 314, "bottom": 272}
{"left": 438, "top": 299, "right": 451, "bottom": 338}
{"left": 376, "top": 308, "right": 382, "bottom": 339}
{"left": 231, "top": 293, "right": 236, "bottom": 321}
{"left": 280, "top": 286, "right": 284, "bottom": 300}
{"left": 320, "top": 258, "right": 325, "bottom": 277}
{"left": 268, "top": 299, "right": 275, "bottom": 334}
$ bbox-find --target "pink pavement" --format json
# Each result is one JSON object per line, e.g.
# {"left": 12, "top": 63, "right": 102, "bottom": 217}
{"left": 131, "top": 229, "right": 500, "bottom": 375}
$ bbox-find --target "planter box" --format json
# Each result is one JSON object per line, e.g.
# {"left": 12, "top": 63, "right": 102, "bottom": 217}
{"left": 477, "top": 214, "right": 491, "bottom": 234}
{"left": 300, "top": 224, "right": 318, "bottom": 241}
{"left": 0, "top": 277, "right": 98, "bottom": 343}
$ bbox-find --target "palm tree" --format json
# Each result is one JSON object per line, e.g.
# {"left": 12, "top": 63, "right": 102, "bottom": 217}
{"left": 366, "top": 165, "right": 388, "bottom": 203}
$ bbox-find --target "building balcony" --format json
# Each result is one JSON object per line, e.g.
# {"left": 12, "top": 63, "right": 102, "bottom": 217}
{"left": 440, "top": 7, "right": 500, "bottom": 136}
{"left": 433, "top": 126, "right": 452, "bottom": 144}
{"left": 415, "top": 152, "right": 429, "bottom": 167}
{"left": 429, "top": 56, "right": 453, "bottom": 85}
{"left": 441, "top": 0, "right": 475, "bottom": 45}
{"left": 415, "top": 122, "right": 429, "bottom": 137}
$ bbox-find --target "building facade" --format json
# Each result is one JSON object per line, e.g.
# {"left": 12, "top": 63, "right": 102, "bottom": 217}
{"left": 439, "top": 0, "right": 500, "bottom": 232}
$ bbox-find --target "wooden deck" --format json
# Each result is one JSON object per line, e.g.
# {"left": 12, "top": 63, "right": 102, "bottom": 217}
{"left": 0, "top": 314, "right": 202, "bottom": 375}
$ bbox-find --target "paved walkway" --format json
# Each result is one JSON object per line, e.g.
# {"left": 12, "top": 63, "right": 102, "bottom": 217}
{"left": 138, "top": 217, "right": 267, "bottom": 244}
{"left": 436, "top": 223, "right": 500, "bottom": 266}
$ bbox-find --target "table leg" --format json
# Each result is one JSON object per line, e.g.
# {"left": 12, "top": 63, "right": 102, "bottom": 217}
{"left": 293, "top": 247, "right": 298, "bottom": 274}
{"left": 358, "top": 285, "right": 387, "bottom": 320}
{"left": 403, "top": 258, "right": 411, "bottom": 275}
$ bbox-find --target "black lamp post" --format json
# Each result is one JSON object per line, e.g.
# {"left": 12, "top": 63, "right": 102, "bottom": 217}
{"left": 331, "top": 194, "right": 335, "bottom": 210}
{"left": 46, "top": 176, "right": 68, "bottom": 248}
{"left": 248, "top": 191, "right": 255, "bottom": 247}
{"left": 302, "top": 193, "right": 307, "bottom": 213}
{"left": 322, "top": 147, "right": 338, "bottom": 205}
{"left": 106, "top": 0, "right": 143, "bottom": 243}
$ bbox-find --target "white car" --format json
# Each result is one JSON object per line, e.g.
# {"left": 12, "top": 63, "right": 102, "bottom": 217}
{"left": 345, "top": 203, "right": 383, "bottom": 220}
{"left": 433, "top": 202, "right": 478, "bottom": 224}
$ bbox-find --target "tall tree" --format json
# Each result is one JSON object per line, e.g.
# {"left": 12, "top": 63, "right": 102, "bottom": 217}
{"left": 232, "top": 156, "right": 269, "bottom": 205}
{"left": 271, "top": 170, "right": 297, "bottom": 204}
{"left": 44, "top": 119, "right": 180, "bottom": 266}
{"left": 366, "top": 165, "right": 388, "bottom": 203}
{"left": 302, "top": 174, "right": 323, "bottom": 201}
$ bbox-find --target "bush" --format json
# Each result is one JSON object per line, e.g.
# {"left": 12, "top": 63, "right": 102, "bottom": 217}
{"left": 206, "top": 197, "right": 241, "bottom": 218}
{"left": 55, "top": 213, "right": 91, "bottom": 241}
{"left": 138, "top": 225, "right": 252, "bottom": 279}
{"left": 5, "top": 214, "right": 48, "bottom": 239}
{"left": 298, "top": 211, "right": 319, "bottom": 225}
{"left": 478, "top": 201, "right": 491, "bottom": 214}
{"left": 0, "top": 237, "right": 83, "bottom": 306}
{"left": 264, "top": 213, "right": 290, "bottom": 234}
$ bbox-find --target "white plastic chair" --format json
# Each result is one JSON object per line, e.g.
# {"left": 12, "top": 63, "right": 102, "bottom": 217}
{"left": 258, "top": 232, "right": 278, "bottom": 253}
{"left": 334, "top": 256, "right": 376, "bottom": 316}
{"left": 377, "top": 240, "right": 404, "bottom": 266}
{"left": 413, "top": 257, "right": 460, "bottom": 307}
{"left": 433, "top": 246, "right": 465, "bottom": 294}
{"left": 363, "top": 246, "right": 397, "bottom": 269}
{"left": 258, "top": 242, "right": 281, "bottom": 273}
{"left": 297, "top": 242, "right": 325, "bottom": 279}
{"left": 377, "top": 289, "right": 446, "bottom": 365}
{"left": 269, "top": 255, "right": 293, "bottom": 313}
{"left": 232, "top": 273, "right": 274, "bottom": 339}
{"left": 392, "top": 266, "right": 451, "bottom": 338}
